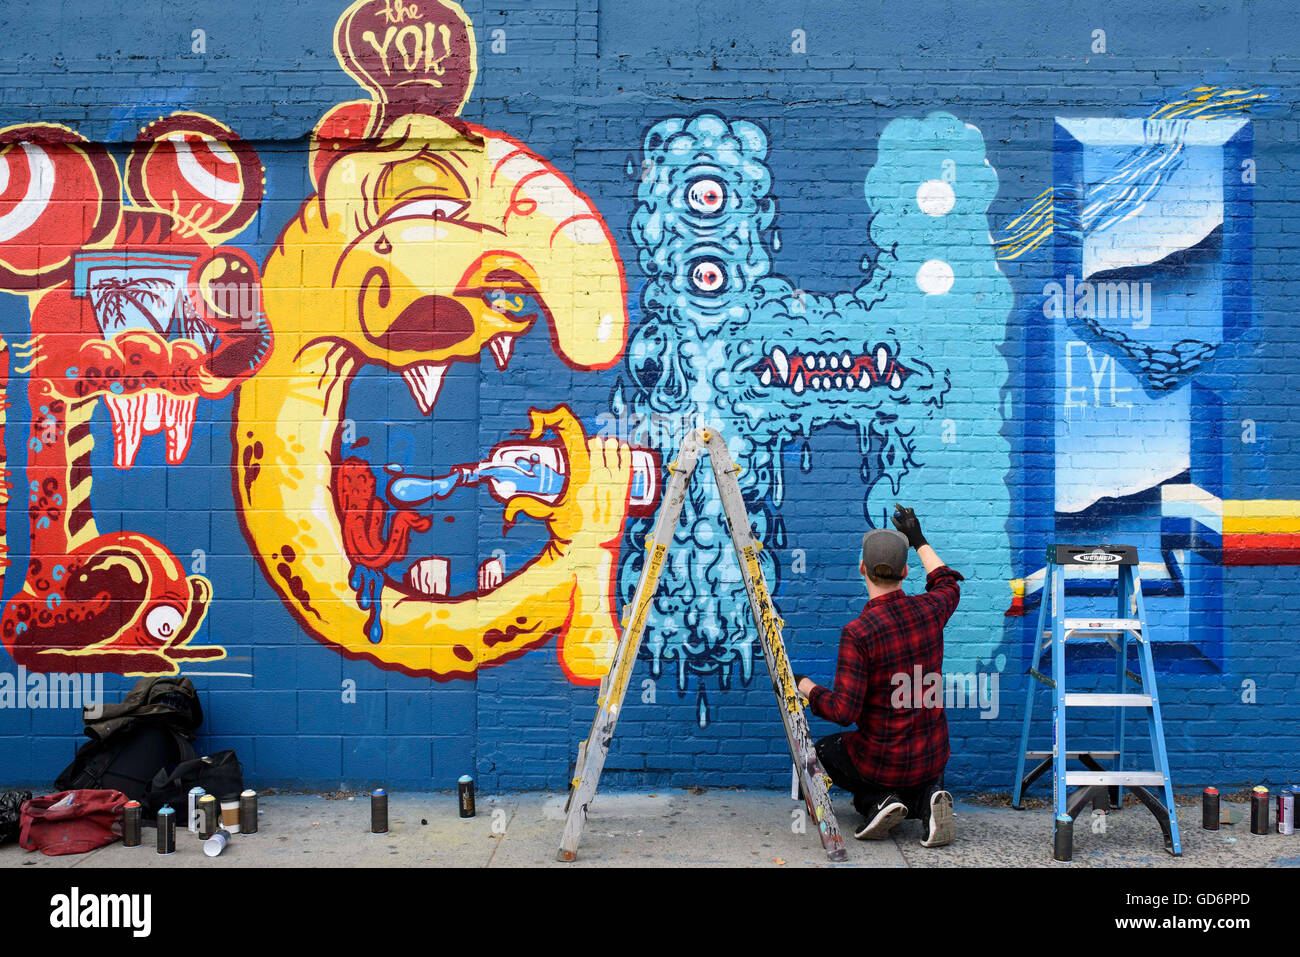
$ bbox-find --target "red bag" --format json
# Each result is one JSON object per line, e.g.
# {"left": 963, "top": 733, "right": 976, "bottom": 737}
{"left": 19, "top": 789, "right": 128, "bottom": 856}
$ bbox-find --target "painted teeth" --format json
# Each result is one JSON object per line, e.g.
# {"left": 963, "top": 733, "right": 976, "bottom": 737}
{"left": 478, "top": 558, "right": 504, "bottom": 592}
{"left": 890, "top": 370, "right": 902, "bottom": 389}
{"left": 829, "top": 354, "right": 839, "bottom": 370}
{"left": 407, "top": 556, "right": 449, "bottom": 597}
{"left": 488, "top": 335, "right": 515, "bottom": 370}
{"left": 761, "top": 367, "right": 772, "bottom": 386}
{"left": 792, "top": 371, "right": 805, "bottom": 395}
{"left": 401, "top": 362, "right": 447, "bottom": 416}
{"left": 876, "top": 347, "right": 888, "bottom": 375}
{"left": 103, "top": 391, "right": 197, "bottom": 469}
{"left": 859, "top": 370, "right": 870, "bottom": 389}
{"left": 771, "top": 347, "right": 789, "bottom": 382}
{"left": 162, "top": 394, "right": 197, "bottom": 465}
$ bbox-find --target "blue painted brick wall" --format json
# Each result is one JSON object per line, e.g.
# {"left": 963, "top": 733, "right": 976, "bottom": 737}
{"left": 0, "top": 0, "right": 1297, "bottom": 796}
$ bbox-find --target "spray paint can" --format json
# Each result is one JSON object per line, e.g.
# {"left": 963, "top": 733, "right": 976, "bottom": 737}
{"left": 122, "top": 801, "right": 142, "bottom": 847}
{"left": 239, "top": 789, "right": 258, "bottom": 834}
{"left": 458, "top": 775, "right": 475, "bottom": 818}
{"left": 197, "top": 794, "right": 218, "bottom": 840}
{"left": 1279, "top": 789, "right": 1296, "bottom": 836}
{"left": 1251, "top": 786, "right": 1270, "bottom": 835}
{"left": 371, "top": 788, "right": 388, "bottom": 833}
{"left": 219, "top": 794, "right": 241, "bottom": 834}
{"left": 187, "top": 786, "right": 206, "bottom": 834}
{"left": 1291, "top": 786, "right": 1300, "bottom": 832}
{"left": 1202, "top": 787, "right": 1219, "bottom": 830}
{"left": 156, "top": 804, "right": 176, "bottom": 855}
{"left": 203, "top": 828, "right": 232, "bottom": 858}
{"left": 1052, "top": 813, "right": 1073, "bottom": 862}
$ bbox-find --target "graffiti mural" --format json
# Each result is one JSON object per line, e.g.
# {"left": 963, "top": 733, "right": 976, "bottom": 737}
{"left": 1002, "top": 86, "right": 1288, "bottom": 673}
{"left": 232, "top": 0, "right": 640, "bottom": 682}
{"left": 614, "top": 112, "right": 1014, "bottom": 720}
{"left": 0, "top": 114, "right": 266, "bottom": 675}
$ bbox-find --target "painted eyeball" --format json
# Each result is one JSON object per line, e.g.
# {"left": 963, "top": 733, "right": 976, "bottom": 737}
{"left": 685, "top": 177, "right": 726, "bottom": 215}
{"left": 688, "top": 258, "right": 727, "bottom": 295}
{"left": 144, "top": 605, "right": 184, "bottom": 642}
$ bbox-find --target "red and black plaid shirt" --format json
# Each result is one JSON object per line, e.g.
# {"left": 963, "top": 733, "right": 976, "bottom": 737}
{"left": 808, "top": 565, "right": 964, "bottom": 787}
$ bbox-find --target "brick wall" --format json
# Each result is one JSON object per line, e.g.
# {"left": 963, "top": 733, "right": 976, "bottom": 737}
{"left": 0, "top": 0, "right": 1296, "bottom": 794}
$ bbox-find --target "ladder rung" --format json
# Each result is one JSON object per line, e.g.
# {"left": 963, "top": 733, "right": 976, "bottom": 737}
{"left": 1025, "top": 750, "right": 1120, "bottom": 759}
{"left": 1063, "top": 617, "right": 1142, "bottom": 634}
{"left": 1066, "top": 771, "right": 1165, "bottom": 786}
{"left": 1063, "top": 693, "right": 1152, "bottom": 707}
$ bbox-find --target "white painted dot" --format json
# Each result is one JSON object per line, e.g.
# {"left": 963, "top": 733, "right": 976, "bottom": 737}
{"left": 916, "top": 259, "right": 954, "bottom": 295}
{"left": 916, "top": 179, "right": 955, "bottom": 216}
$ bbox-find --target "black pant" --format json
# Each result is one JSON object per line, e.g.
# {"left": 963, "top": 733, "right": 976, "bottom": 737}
{"left": 815, "top": 732, "right": 942, "bottom": 820}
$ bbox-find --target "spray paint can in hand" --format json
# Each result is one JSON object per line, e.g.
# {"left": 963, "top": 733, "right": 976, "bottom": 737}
{"left": 371, "top": 788, "right": 388, "bottom": 833}
{"left": 239, "top": 789, "right": 258, "bottom": 834}
{"left": 187, "top": 786, "right": 206, "bottom": 834}
{"left": 458, "top": 775, "right": 475, "bottom": 818}
{"left": 122, "top": 800, "right": 142, "bottom": 847}
{"left": 1202, "top": 787, "right": 1219, "bottom": 830}
{"left": 1251, "top": 786, "right": 1270, "bottom": 835}
{"left": 197, "top": 794, "right": 219, "bottom": 840}
{"left": 156, "top": 804, "right": 176, "bottom": 855}
{"left": 203, "top": 828, "right": 232, "bottom": 858}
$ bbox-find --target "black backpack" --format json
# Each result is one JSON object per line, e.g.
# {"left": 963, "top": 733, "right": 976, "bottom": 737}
{"left": 0, "top": 789, "right": 31, "bottom": 845}
{"left": 54, "top": 676, "right": 203, "bottom": 807}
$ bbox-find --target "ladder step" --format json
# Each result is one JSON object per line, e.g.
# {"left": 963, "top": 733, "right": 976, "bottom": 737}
{"left": 1063, "top": 693, "right": 1153, "bottom": 707}
{"left": 1063, "top": 617, "right": 1142, "bottom": 634}
{"left": 1066, "top": 771, "right": 1166, "bottom": 786}
{"left": 1025, "top": 750, "right": 1120, "bottom": 759}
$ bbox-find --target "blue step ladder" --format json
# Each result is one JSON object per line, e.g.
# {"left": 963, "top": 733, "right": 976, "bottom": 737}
{"left": 1012, "top": 544, "right": 1181, "bottom": 860}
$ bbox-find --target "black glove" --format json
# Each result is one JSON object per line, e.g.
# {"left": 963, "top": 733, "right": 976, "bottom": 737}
{"left": 891, "top": 504, "right": 927, "bottom": 550}
{"left": 793, "top": 673, "right": 808, "bottom": 687}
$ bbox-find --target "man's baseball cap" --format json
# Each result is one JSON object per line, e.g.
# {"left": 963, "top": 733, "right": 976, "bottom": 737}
{"left": 861, "top": 528, "right": 909, "bottom": 581}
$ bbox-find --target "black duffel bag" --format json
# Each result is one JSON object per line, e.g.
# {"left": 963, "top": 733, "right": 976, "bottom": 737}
{"left": 0, "top": 789, "right": 32, "bottom": 844}
{"left": 142, "top": 750, "right": 244, "bottom": 819}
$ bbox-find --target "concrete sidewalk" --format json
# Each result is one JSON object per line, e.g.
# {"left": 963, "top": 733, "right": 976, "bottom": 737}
{"left": 2, "top": 790, "right": 1296, "bottom": 868}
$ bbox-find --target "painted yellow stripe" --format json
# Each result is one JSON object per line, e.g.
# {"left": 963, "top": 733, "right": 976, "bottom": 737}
{"left": 1223, "top": 500, "right": 1300, "bottom": 534}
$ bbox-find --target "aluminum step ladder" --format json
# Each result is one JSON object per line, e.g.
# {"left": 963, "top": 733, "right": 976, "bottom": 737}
{"left": 556, "top": 425, "right": 847, "bottom": 863}
{"left": 1012, "top": 544, "right": 1181, "bottom": 860}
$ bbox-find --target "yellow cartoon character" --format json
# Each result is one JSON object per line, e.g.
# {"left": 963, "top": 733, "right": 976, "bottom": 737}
{"left": 232, "top": 0, "right": 638, "bottom": 682}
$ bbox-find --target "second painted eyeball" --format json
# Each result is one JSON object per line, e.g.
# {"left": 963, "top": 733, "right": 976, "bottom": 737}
{"left": 688, "top": 258, "right": 727, "bottom": 295}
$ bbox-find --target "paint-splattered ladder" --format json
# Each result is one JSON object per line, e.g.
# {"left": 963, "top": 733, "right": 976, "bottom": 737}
{"left": 556, "top": 425, "right": 847, "bottom": 863}
{"left": 1012, "top": 544, "right": 1182, "bottom": 860}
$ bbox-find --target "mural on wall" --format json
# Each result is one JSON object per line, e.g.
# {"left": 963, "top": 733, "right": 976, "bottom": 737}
{"left": 999, "top": 86, "right": 1291, "bottom": 673}
{"left": 232, "top": 0, "right": 642, "bottom": 683}
{"left": 0, "top": 114, "right": 266, "bottom": 674}
{"left": 614, "top": 112, "right": 1014, "bottom": 720}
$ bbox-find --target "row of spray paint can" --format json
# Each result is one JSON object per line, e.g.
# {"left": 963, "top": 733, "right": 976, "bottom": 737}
{"left": 369, "top": 776, "right": 476, "bottom": 833}
{"left": 121, "top": 788, "right": 259, "bottom": 856}
{"left": 1202, "top": 784, "right": 1300, "bottom": 834}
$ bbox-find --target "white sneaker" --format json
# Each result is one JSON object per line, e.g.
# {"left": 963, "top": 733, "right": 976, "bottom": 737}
{"left": 921, "top": 790, "right": 955, "bottom": 847}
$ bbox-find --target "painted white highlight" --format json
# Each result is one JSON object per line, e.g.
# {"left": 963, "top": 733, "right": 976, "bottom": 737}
{"left": 165, "top": 133, "right": 239, "bottom": 205}
{"left": 0, "top": 143, "right": 55, "bottom": 242}
{"left": 916, "top": 259, "right": 954, "bottom": 295}
{"left": 916, "top": 178, "right": 955, "bottom": 216}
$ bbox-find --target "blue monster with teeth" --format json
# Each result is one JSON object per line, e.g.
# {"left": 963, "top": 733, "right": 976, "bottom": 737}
{"left": 613, "top": 111, "right": 1014, "bottom": 720}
